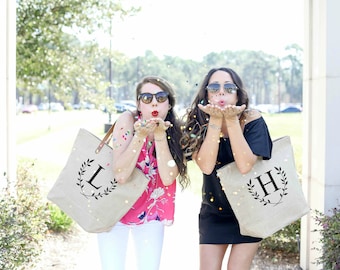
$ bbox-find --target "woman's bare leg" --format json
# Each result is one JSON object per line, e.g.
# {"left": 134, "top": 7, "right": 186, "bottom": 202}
{"left": 199, "top": 244, "right": 228, "bottom": 270}
{"left": 227, "top": 242, "right": 260, "bottom": 270}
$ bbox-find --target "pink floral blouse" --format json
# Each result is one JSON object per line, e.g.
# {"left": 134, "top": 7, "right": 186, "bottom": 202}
{"left": 120, "top": 138, "right": 176, "bottom": 226}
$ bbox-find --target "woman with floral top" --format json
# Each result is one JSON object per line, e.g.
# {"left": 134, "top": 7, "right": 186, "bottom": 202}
{"left": 97, "top": 76, "right": 189, "bottom": 270}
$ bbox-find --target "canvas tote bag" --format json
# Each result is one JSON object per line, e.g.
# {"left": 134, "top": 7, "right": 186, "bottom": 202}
{"left": 47, "top": 124, "right": 149, "bottom": 233}
{"left": 217, "top": 136, "right": 309, "bottom": 238}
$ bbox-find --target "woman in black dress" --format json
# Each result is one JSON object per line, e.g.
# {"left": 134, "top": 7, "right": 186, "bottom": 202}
{"left": 181, "top": 67, "right": 272, "bottom": 270}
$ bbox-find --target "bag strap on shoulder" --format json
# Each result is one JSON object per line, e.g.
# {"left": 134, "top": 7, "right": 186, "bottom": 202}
{"left": 95, "top": 111, "right": 136, "bottom": 154}
{"left": 95, "top": 122, "right": 116, "bottom": 154}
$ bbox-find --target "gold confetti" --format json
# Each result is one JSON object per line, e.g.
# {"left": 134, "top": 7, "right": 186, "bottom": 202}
{"left": 167, "top": 160, "right": 176, "bottom": 167}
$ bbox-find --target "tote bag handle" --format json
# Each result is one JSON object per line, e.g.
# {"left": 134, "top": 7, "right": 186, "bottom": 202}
{"left": 95, "top": 122, "right": 116, "bottom": 154}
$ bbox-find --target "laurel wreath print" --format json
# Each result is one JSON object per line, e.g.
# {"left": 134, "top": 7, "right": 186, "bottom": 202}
{"left": 247, "top": 166, "right": 288, "bottom": 206}
{"left": 76, "top": 158, "right": 117, "bottom": 200}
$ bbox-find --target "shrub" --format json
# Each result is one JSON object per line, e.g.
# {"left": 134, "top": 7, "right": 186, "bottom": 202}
{"left": 46, "top": 203, "right": 73, "bottom": 232}
{"left": 313, "top": 207, "right": 340, "bottom": 269}
{"left": 261, "top": 220, "right": 301, "bottom": 252}
{"left": 0, "top": 161, "right": 49, "bottom": 270}
{"left": 259, "top": 220, "right": 301, "bottom": 262}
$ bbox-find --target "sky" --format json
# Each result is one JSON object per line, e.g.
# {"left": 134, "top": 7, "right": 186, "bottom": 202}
{"left": 100, "top": 0, "right": 304, "bottom": 61}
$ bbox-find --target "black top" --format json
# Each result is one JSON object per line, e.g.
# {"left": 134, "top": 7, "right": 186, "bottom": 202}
{"left": 201, "top": 117, "right": 272, "bottom": 214}
{"left": 199, "top": 117, "right": 273, "bottom": 244}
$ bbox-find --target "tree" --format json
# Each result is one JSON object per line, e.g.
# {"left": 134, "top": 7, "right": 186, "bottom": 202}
{"left": 16, "top": 0, "right": 139, "bottom": 105}
{"left": 281, "top": 44, "right": 303, "bottom": 103}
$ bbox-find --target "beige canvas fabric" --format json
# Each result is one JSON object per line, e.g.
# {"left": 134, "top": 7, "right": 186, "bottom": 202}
{"left": 48, "top": 128, "right": 149, "bottom": 233}
{"left": 217, "top": 136, "right": 309, "bottom": 238}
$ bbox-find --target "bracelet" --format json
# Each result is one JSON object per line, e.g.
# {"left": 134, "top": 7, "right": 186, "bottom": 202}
{"left": 209, "top": 123, "right": 221, "bottom": 130}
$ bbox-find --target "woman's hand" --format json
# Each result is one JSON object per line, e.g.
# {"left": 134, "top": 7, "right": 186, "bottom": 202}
{"left": 134, "top": 119, "right": 151, "bottom": 138}
{"left": 222, "top": 104, "right": 246, "bottom": 120}
{"left": 134, "top": 118, "right": 171, "bottom": 138}
{"left": 153, "top": 118, "right": 172, "bottom": 139}
{"left": 198, "top": 103, "right": 224, "bottom": 118}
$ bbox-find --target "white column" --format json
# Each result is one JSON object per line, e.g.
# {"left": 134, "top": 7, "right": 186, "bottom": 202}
{"left": 0, "top": 0, "right": 16, "bottom": 192}
{"left": 301, "top": 0, "right": 340, "bottom": 269}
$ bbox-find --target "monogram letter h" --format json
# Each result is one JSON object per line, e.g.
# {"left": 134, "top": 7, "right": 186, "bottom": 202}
{"left": 255, "top": 170, "right": 280, "bottom": 197}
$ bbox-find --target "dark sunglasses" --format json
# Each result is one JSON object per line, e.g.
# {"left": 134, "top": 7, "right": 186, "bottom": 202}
{"left": 138, "top": 91, "right": 169, "bottom": 104}
{"left": 206, "top": 83, "right": 238, "bottom": 94}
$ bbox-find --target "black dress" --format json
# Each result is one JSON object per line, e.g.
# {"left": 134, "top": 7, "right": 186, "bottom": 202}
{"left": 199, "top": 117, "right": 273, "bottom": 244}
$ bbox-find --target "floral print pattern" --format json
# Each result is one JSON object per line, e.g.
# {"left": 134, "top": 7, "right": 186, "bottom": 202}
{"left": 120, "top": 138, "right": 176, "bottom": 226}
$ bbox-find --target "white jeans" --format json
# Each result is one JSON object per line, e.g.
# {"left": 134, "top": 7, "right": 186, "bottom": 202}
{"left": 97, "top": 221, "right": 165, "bottom": 270}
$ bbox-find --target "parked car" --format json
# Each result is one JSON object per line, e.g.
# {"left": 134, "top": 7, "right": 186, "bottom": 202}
{"left": 21, "top": 104, "right": 38, "bottom": 113}
{"left": 114, "top": 103, "right": 126, "bottom": 113}
{"left": 50, "top": 102, "right": 65, "bottom": 112}
{"left": 72, "top": 103, "right": 81, "bottom": 110}
{"left": 72, "top": 102, "right": 95, "bottom": 110}
{"left": 38, "top": 103, "right": 49, "bottom": 111}
{"left": 280, "top": 106, "right": 302, "bottom": 113}
{"left": 114, "top": 100, "right": 136, "bottom": 113}
{"left": 84, "top": 102, "right": 95, "bottom": 110}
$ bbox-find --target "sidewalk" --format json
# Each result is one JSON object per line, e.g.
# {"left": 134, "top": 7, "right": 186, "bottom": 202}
{"left": 73, "top": 189, "right": 202, "bottom": 270}
{"left": 48, "top": 189, "right": 300, "bottom": 270}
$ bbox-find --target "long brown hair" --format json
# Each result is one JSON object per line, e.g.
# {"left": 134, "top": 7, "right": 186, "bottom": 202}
{"left": 181, "top": 67, "right": 249, "bottom": 158}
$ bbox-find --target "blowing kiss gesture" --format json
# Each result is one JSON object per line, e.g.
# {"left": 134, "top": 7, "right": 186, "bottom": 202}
{"left": 198, "top": 103, "right": 246, "bottom": 120}
{"left": 134, "top": 118, "right": 172, "bottom": 139}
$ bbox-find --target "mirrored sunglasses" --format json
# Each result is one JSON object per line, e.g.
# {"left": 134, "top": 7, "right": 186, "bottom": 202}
{"left": 206, "top": 83, "right": 238, "bottom": 94}
{"left": 138, "top": 91, "right": 169, "bottom": 104}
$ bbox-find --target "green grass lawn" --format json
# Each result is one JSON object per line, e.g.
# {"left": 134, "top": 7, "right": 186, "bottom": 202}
{"left": 16, "top": 110, "right": 108, "bottom": 144}
{"left": 16, "top": 110, "right": 111, "bottom": 192}
{"left": 264, "top": 112, "right": 302, "bottom": 173}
